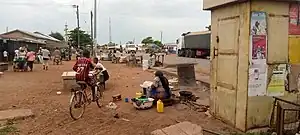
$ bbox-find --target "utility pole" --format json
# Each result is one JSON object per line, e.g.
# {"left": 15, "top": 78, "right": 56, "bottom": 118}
{"left": 109, "top": 17, "right": 112, "bottom": 43}
{"left": 73, "top": 5, "right": 80, "bottom": 49}
{"left": 90, "top": 11, "right": 94, "bottom": 56}
{"left": 65, "top": 23, "right": 71, "bottom": 60}
{"left": 160, "top": 31, "right": 163, "bottom": 43}
{"left": 6, "top": 27, "right": 8, "bottom": 33}
{"left": 94, "top": 0, "right": 97, "bottom": 46}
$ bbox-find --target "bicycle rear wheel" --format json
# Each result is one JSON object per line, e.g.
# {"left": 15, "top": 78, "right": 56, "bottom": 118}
{"left": 69, "top": 91, "right": 86, "bottom": 120}
{"left": 95, "top": 84, "right": 104, "bottom": 108}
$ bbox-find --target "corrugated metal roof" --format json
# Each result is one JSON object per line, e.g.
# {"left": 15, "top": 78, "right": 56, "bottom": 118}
{"left": 1, "top": 29, "right": 61, "bottom": 42}
{"left": 34, "top": 32, "right": 61, "bottom": 42}
{"left": 0, "top": 34, "right": 46, "bottom": 44}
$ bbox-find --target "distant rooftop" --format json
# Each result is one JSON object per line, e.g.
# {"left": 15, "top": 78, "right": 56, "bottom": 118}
{"left": 1, "top": 29, "right": 61, "bottom": 42}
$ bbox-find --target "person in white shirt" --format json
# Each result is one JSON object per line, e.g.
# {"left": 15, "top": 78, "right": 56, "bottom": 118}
{"left": 14, "top": 49, "right": 19, "bottom": 58}
{"left": 3, "top": 50, "right": 8, "bottom": 62}
{"left": 93, "top": 57, "right": 109, "bottom": 89}
{"left": 37, "top": 47, "right": 43, "bottom": 64}
{"left": 41, "top": 47, "right": 51, "bottom": 70}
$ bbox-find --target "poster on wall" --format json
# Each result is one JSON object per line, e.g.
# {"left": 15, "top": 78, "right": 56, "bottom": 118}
{"left": 248, "top": 11, "right": 268, "bottom": 97}
{"left": 248, "top": 64, "right": 268, "bottom": 96}
{"left": 250, "top": 35, "right": 267, "bottom": 63}
{"left": 289, "top": 3, "right": 300, "bottom": 35}
{"left": 251, "top": 11, "right": 267, "bottom": 36}
{"left": 267, "top": 64, "right": 287, "bottom": 96}
{"left": 288, "top": 64, "right": 300, "bottom": 92}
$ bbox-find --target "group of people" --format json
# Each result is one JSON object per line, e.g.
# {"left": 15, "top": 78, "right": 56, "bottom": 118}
{"left": 13, "top": 46, "right": 37, "bottom": 71}
{"left": 73, "top": 49, "right": 171, "bottom": 102}
{"left": 11, "top": 46, "right": 62, "bottom": 71}
{"left": 73, "top": 50, "right": 109, "bottom": 101}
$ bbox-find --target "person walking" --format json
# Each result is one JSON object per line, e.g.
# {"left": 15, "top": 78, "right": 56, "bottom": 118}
{"left": 26, "top": 49, "right": 36, "bottom": 71}
{"left": 41, "top": 47, "right": 50, "bottom": 70}
{"left": 3, "top": 50, "right": 8, "bottom": 62}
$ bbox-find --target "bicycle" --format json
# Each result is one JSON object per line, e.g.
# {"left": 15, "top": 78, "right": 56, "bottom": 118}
{"left": 69, "top": 78, "right": 104, "bottom": 120}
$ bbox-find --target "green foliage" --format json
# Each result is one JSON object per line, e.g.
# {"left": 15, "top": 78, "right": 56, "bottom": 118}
{"left": 153, "top": 40, "right": 163, "bottom": 47}
{"left": 49, "top": 32, "right": 64, "bottom": 41}
{"left": 0, "top": 126, "right": 18, "bottom": 135}
{"left": 68, "top": 28, "right": 93, "bottom": 49}
{"left": 141, "top": 37, "right": 154, "bottom": 45}
{"left": 126, "top": 41, "right": 134, "bottom": 44}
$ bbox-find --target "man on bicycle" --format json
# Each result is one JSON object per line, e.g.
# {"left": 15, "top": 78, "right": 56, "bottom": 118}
{"left": 72, "top": 50, "right": 97, "bottom": 101}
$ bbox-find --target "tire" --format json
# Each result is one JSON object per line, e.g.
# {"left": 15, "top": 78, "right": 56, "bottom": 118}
{"left": 69, "top": 91, "right": 86, "bottom": 120}
{"left": 95, "top": 84, "right": 104, "bottom": 108}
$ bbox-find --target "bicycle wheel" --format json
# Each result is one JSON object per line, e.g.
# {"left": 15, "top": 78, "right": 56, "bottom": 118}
{"left": 69, "top": 91, "right": 86, "bottom": 120}
{"left": 95, "top": 84, "right": 104, "bottom": 108}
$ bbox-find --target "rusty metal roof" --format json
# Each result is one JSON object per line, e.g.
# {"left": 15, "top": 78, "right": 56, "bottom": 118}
{"left": 0, "top": 34, "right": 46, "bottom": 44}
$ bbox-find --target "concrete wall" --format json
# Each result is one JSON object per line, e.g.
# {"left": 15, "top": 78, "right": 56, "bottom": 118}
{"left": 246, "top": 1, "right": 293, "bottom": 129}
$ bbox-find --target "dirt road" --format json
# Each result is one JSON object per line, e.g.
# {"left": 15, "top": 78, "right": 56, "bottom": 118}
{"left": 0, "top": 61, "right": 233, "bottom": 135}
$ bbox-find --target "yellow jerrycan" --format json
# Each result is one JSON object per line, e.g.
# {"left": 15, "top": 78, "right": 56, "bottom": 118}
{"left": 136, "top": 92, "right": 142, "bottom": 98}
{"left": 157, "top": 99, "right": 164, "bottom": 113}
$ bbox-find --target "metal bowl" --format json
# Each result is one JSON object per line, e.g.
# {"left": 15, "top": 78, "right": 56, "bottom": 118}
{"left": 179, "top": 91, "right": 193, "bottom": 97}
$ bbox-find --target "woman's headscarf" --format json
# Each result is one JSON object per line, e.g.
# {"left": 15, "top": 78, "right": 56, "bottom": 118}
{"left": 155, "top": 71, "right": 171, "bottom": 98}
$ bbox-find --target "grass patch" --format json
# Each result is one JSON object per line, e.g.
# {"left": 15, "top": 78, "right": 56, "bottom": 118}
{"left": 0, "top": 125, "right": 18, "bottom": 135}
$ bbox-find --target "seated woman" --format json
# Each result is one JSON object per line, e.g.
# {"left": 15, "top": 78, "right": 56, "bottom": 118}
{"left": 150, "top": 71, "right": 171, "bottom": 100}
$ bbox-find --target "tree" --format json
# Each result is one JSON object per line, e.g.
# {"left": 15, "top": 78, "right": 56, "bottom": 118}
{"left": 153, "top": 40, "right": 163, "bottom": 47}
{"left": 68, "top": 28, "right": 92, "bottom": 48}
{"left": 49, "top": 32, "right": 64, "bottom": 41}
{"left": 126, "top": 41, "right": 134, "bottom": 44}
{"left": 141, "top": 37, "right": 154, "bottom": 45}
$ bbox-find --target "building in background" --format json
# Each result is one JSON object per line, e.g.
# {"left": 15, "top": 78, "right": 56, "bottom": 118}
{"left": 1, "top": 29, "right": 66, "bottom": 50}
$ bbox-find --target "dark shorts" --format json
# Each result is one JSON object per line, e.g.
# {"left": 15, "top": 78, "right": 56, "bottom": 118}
{"left": 102, "top": 70, "right": 109, "bottom": 81}
{"left": 43, "top": 58, "right": 49, "bottom": 60}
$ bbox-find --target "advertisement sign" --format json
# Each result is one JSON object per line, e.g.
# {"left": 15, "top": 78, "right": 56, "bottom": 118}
{"left": 289, "top": 3, "right": 300, "bottom": 35}
{"left": 267, "top": 64, "right": 287, "bottom": 96}
{"left": 248, "top": 11, "right": 268, "bottom": 97}
{"left": 248, "top": 64, "right": 268, "bottom": 96}
{"left": 250, "top": 35, "right": 267, "bottom": 62}
{"left": 251, "top": 12, "right": 267, "bottom": 36}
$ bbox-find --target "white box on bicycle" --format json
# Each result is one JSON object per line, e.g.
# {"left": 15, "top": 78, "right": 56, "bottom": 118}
{"left": 61, "top": 71, "right": 77, "bottom": 91}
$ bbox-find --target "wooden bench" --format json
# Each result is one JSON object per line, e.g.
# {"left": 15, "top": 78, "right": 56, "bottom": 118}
{"left": 163, "top": 61, "right": 198, "bottom": 87}
{"left": 0, "top": 63, "right": 8, "bottom": 72}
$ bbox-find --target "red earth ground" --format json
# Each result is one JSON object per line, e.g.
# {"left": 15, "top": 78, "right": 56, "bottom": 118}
{"left": 0, "top": 60, "right": 235, "bottom": 135}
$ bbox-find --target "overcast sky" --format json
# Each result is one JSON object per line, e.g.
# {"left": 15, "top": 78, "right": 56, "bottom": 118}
{"left": 0, "top": 0, "right": 211, "bottom": 44}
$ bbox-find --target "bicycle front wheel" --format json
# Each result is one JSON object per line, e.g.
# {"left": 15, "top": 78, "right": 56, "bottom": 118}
{"left": 95, "top": 85, "right": 104, "bottom": 108}
{"left": 69, "top": 91, "right": 86, "bottom": 120}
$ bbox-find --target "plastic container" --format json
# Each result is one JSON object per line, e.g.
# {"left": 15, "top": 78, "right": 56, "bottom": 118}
{"left": 157, "top": 99, "right": 164, "bottom": 113}
{"left": 136, "top": 92, "right": 142, "bottom": 98}
{"left": 132, "top": 98, "right": 154, "bottom": 109}
{"left": 125, "top": 98, "right": 129, "bottom": 102}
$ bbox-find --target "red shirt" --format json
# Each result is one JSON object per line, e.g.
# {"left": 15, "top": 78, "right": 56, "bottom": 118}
{"left": 73, "top": 57, "right": 93, "bottom": 81}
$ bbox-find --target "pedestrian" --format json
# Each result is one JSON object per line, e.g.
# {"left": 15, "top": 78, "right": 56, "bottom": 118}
{"left": 37, "top": 47, "right": 43, "bottom": 64}
{"left": 26, "top": 49, "right": 36, "bottom": 71}
{"left": 41, "top": 47, "right": 50, "bottom": 70}
{"left": 3, "top": 50, "right": 8, "bottom": 62}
